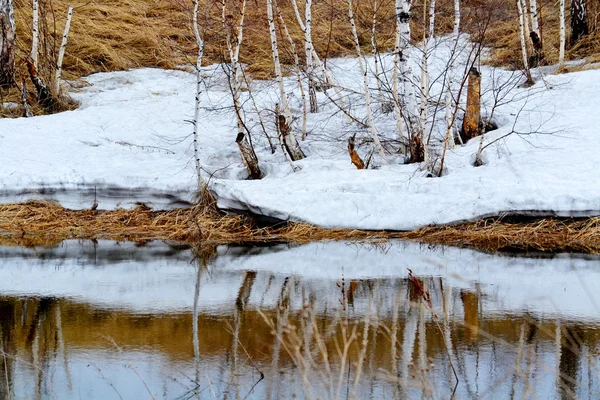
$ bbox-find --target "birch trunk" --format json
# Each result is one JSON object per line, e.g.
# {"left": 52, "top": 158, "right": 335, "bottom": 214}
{"left": 274, "top": 0, "right": 307, "bottom": 139}
{"left": 267, "top": 0, "right": 304, "bottom": 160}
{"left": 290, "top": 0, "right": 346, "bottom": 111}
{"left": 393, "top": 0, "right": 407, "bottom": 144}
{"left": 54, "top": 6, "right": 73, "bottom": 96}
{"left": 27, "top": 59, "right": 59, "bottom": 113}
{"left": 559, "top": 0, "right": 566, "bottom": 64}
{"left": 530, "top": 0, "right": 539, "bottom": 34}
{"left": 517, "top": 0, "right": 534, "bottom": 84}
{"left": 395, "top": 0, "right": 422, "bottom": 162}
{"left": 348, "top": 0, "right": 386, "bottom": 160}
{"left": 223, "top": 0, "right": 262, "bottom": 179}
{"left": 444, "top": 0, "right": 460, "bottom": 150}
{"left": 0, "top": 0, "right": 16, "bottom": 88}
{"left": 420, "top": 0, "right": 436, "bottom": 167}
{"left": 192, "top": 0, "right": 207, "bottom": 191}
{"left": 21, "top": 80, "right": 33, "bottom": 117}
{"left": 31, "top": 0, "right": 39, "bottom": 68}
{"left": 453, "top": 0, "right": 460, "bottom": 34}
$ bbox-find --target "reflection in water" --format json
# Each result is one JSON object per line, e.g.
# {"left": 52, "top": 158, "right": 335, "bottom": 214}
{"left": 0, "top": 241, "right": 598, "bottom": 399}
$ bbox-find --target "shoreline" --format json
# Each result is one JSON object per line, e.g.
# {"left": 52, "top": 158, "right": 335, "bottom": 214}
{"left": 1, "top": 201, "right": 598, "bottom": 254}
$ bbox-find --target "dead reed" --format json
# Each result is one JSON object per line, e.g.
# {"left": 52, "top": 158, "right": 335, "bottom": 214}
{"left": 0, "top": 201, "right": 599, "bottom": 254}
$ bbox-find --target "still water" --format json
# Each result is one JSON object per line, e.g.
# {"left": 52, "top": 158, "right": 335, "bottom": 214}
{"left": 0, "top": 240, "right": 598, "bottom": 399}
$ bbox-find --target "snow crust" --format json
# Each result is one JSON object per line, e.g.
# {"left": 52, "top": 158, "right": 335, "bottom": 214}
{"left": 1, "top": 38, "right": 599, "bottom": 228}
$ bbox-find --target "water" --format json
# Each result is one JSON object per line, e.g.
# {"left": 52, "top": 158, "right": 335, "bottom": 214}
{"left": 0, "top": 240, "right": 599, "bottom": 399}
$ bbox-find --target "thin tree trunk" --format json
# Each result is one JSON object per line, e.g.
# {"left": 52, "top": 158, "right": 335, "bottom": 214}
{"left": 27, "top": 59, "right": 59, "bottom": 113}
{"left": 274, "top": 0, "right": 308, "bottom": 139}
{"left": 54, "top": 6, "right": 73, "bottom": 96}
{"left": 444, "top": 0, "right": 460, "bottom": 150}
{"left": 192, "top": 0, "right": 207, "bottom": 192}
{"left": 570, "top": 0, "right": 588, "bottom": 45}
{"left": 347, "top": 136, "right": 365, "bottom": 169}
{"left": 223, "top": 0, "right": 262, "bottom": 179}
{"left": 453, "top": 0, "right": 460, "bottom": 34}
{"left": 461, "top": 67, "right": 481, "bottom": 142}
{"left": 559, "top": 0, "right": 566, "bottom": 63}
{"left": 267, "top": 0, "right": 304, "bottom": 161}
{"left": 31, "top": 0, "right": 39, "bottom": 68}
{"left": 396, "top": 0, "right": 422, "bottom": 162}
{"left": 517, "top": 0, "right": 534, "bottom": 84}
{"left": 0, "top": 0, "right": 16, "bottom": 88}
{"left": 21, "top": 80, "right": 33, "bottom": 117}
{"left": 347, "top": 0, "right": 386, "bottom": 160}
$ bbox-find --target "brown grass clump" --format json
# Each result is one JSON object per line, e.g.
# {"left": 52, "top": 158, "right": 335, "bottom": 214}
{"left": 405, "top": 217, "right": 600, "bottom": 254}
{"left": 1, "top": 201, "right": 599, "bottom": 254}
{"left": 0, "top": 200, "right": 383, "bottom": 247}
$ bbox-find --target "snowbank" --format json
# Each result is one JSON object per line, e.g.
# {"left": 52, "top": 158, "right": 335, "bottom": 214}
{"left": 1, "top": 39, "right": 599, "bottom": 228}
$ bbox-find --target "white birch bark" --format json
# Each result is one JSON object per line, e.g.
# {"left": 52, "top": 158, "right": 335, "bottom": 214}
{"left": 445, "top": 0, "right": 460, "bottom": 149}
{"left": 453, "top": 0, "right": 460, "bottom": 34}
{"left": 192, "top": 0, "right": 207, "bottom": 191}
{"left": 396, "top": 0, "right": 420, "bottom": 149}
{"left": 0, "top": 0, "right": 16, "bottom": 88}
{"left": 31, "top": 0, "right": 39, "bottom": 68}
{"left": 420, "top": 0, "right": 436, "bottom": 166}
{"left": 274, "top": 0, "right": 308, "bottom": 139}
{"left": 517, "top": 0, "right": 533, "bottom": 83}
{"left": 347, "top": 0, "right": 386, "bottom": 160}
{"left": 521, "top": 0, "right": 531, "bottom": 50}
{"left": 529, "top": 0, "right": 539, "bottom": 35}
{"left": 393, "top": 0, "right": 407, "bottom": 142}
{"left": 267, "top": 0, "right": 304, "bottom": 160}
{"left": 559, "top": 0, "right": 566, "bottom": 64}
{"left": 370, "top": 0, "right": 384, "bottom": 103}
{"left": 54, "top": 6, "right": 73, "bottom": 96}
{"left": 223, "top": 0, "right": 262, "bottom": 179}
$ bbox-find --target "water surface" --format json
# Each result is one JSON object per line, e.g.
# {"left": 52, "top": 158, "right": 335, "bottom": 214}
{"left": 0, "top": 240, "right": 598, "bottom": 399}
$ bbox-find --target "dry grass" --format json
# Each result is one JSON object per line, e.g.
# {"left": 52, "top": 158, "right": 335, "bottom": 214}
{"left": 2, "top": 0, "right": 598, "bottom": 112}
{"left": 405, "top": 216, "right": 600, "bottom": 254}
{"left": 1, "top": 201, "right": 599, "bottom": 254}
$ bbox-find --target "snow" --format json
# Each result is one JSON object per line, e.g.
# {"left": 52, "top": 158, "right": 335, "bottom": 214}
{"left": 1, "top": 38, "right": 599, "bottom": 228}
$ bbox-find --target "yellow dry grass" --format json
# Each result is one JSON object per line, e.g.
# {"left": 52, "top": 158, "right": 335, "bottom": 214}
{"left": 1, "top": 201, "right": 599, "bottom": 254}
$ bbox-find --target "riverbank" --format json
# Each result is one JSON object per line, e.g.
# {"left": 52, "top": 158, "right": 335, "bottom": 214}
{"left": 1, "top": 201, "right": 598, "bottom": 253}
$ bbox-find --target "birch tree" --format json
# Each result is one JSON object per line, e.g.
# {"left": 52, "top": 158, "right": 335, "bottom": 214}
{"left": 444, "top": 0, "right": 460, "bottom": 149}
{"left": 570, "top": 0, "right": 588, "bottom": 44}
{"left": 267, "top": 0, "right": 305, "bottom": 161}
{"left": 419, "top": 0, "right": 436, "bottom": 167}
{"left": 0, "top": 0, "right": 16, "bottom": 88}
{"left": 516, "top": 0, "right": 534, "bottom": 85}
{"left": 54, "top": 6, "right": 73, "bottom": 96}
{"left": 31, "top": 0, "right": 39, "bottom": 68}
{"left": 222, "top": 0, "right": 262, "bottom": 179}
{"left": 347, "top": 0, "right": 386, "bottom": 159}
{"left": 394, "top": 0, "right": 423, "bottom": 162}
{"left": 559, "top": 0, "right": 566, "bottom": 64}
{"left": 192, "top": 0, "right": 207, "bottom": 191}
{"left": 274, "top": 0, "right": 308, "bottom": 139}
{"left": 289, "top": 0, "right": 346, "bottom": 111}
